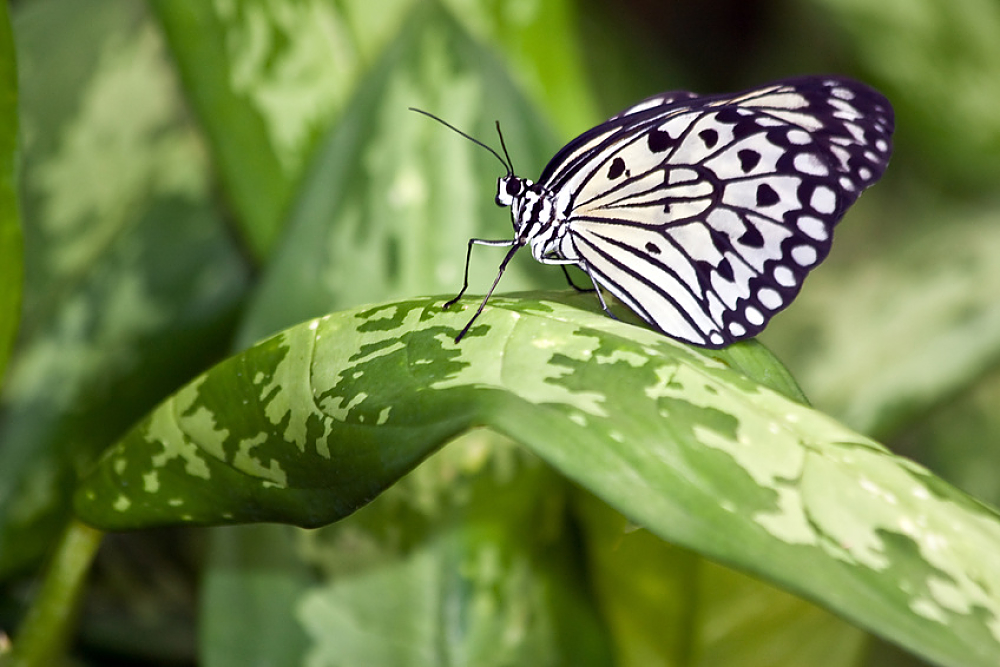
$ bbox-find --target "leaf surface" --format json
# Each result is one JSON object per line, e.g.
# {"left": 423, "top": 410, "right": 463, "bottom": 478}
{"left": 77, "top": 292, "right": 1000, "bottom": 667}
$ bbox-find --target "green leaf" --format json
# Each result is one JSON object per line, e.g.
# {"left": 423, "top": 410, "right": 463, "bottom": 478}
{"left": 200, "top": 525, "right": 312, "bottom": 667}
{"left": 235, "top": 0, "right": 562, "bottom": 346}
{"left": 467, "top": 0, "right": 600, "bottom": 134}
{"left": 0, "top": 0, "right": 249, "bottom": 577}
{"left": 201, "top": 431, "right": 610, "bottom": 667}
{"left": 809, "top": 0, "right": 1000, "bottom": 191}
{"left": 149, "top": 0, "right": 416, "bottom": 259}
{"left": 192, "top": 7, "right": 610, "bottom": 662}
{"left": 149, "top": 0, "right": 598, "bottom": 263}
{"left": 76, "top": 293, "right": 1000, "bottom": 667}
{"left": 0, "top": 0, "right": 20, "bottom": 383}
{"left": 575, "top": 491, "right": 867, "bottom": 667}
{"left": 906, "top": 368, "right": 1000, "bottom": 509}
{"left": 293, "top": 433, "right": 610, "bottom": 667}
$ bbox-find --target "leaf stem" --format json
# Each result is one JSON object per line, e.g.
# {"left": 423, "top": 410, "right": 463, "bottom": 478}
{"left": 3, "top": 519, "right": 104, "bottom": 667}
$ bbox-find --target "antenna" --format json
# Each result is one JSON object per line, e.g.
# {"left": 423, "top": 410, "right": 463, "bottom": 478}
{"left": 409, "top": 107, "right": 512, "bottom": 176}
{"left": 494, "top": 120, "right": 515, "bottom": 175}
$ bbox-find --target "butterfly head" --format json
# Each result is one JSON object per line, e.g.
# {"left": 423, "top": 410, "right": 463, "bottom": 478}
{"left": 497, "top": 176, "right": 561, "bottom": 252}
{"left": 495, "top": 175, "right": 532, "bottom": 208}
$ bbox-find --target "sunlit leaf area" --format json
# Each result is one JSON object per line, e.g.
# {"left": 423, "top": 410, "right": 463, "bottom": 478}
{"left": 1, "top": 1, "right": 999, "bottom": 666}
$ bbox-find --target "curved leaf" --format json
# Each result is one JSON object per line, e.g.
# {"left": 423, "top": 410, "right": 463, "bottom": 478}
{"left": 76, "top": 292, "right": 1000, "bottom": 667}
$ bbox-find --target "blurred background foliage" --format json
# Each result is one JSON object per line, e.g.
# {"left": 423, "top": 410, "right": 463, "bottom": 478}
{"left": 0, "top": 0, "right": 998, "bottom": 665}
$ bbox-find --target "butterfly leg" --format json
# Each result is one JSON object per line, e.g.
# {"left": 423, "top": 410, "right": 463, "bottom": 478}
{"left": 537, "top": 256, "right": 619, "bottom": 322}
{"left": 444, "top": 238, "right": 518, "bottom": 310}
{"left": 452, "top": 242, "right": 523, "bottom": 342}
{"left": 560, "top": 265, "right": 596, "bottom": 293}
{"left": 579, "top": 262, "right": 619, "bottom": 322}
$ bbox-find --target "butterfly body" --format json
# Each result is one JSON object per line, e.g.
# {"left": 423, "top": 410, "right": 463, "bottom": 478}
{"left": 422, "top": 76, "right": 894, "bottom": 347}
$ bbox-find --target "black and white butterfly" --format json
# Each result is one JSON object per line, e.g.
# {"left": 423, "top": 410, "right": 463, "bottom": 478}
{"left": 414, "top": 75, "right": 893, "bottom": 348}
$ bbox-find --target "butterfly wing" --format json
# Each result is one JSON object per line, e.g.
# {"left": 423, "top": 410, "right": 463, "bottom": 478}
{"left": 539, "top": 76, "right": 893, "bottom": 347}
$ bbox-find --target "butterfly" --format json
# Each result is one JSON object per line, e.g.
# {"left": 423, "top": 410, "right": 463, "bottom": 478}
{"left": 412, "top": 75, "right": 893, "bottom": 347}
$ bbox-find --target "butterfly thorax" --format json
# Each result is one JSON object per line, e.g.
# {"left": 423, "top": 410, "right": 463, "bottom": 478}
{"left": 496, "top": 175, "right": 569, "bottom": 262}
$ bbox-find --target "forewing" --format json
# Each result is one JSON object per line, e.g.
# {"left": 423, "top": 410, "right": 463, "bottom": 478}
{"left": 543, "top": 76, "right": 893, "bottom": 347}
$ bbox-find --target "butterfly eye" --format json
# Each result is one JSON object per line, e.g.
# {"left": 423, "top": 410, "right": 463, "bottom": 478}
{"left": 495, "top": 176, "right": 523, "bottom": 207}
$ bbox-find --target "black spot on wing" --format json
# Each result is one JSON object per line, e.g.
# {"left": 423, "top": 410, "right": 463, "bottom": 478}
{"left": 732, "top": 118, "right": 762, "bottom": 140}
{"left": 714, "top": 107, "right": 743, "bottom": 124}
{"left": 755, "top": 183, "right": 780, "bottom": 207}
{"left": 716, "top": 257, "right": 735, "bottom": 281}
{"left": 708, "top": 227, "right": 730, "bottom": 254}
{"left": 699, "top": 128, "right": 719, "bottom": 148}
{"left": 694, "top": 260, "right": 715, "bottom": 290}
{"left": 645, "top": 241, "right": 662, "bottom": 255}
{"left": 739, "top": 224, "right": 765, "bottom": 248}
{"left": 648, "top": 129, "right": 675, "bottom": 153}
{"left": 737, "top": 149, "right": 760, "bottom": 173}
{"left": 709, "top": 108, "right": 761, "bottom": 139}
{"left": 608, "top": 156, "right": 627, "bottom": 180}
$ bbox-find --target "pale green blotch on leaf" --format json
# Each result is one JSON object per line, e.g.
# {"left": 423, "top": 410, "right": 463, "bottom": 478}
{"left": 234, "top": 432, "right": 287, "bottom": 486}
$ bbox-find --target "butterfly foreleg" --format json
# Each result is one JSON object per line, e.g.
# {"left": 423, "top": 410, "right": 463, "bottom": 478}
{"left": 451, "top": 241, "right": 524, "bottom": 342}
{"left": 444, "top": 237, "right": 518, "bottom": 310}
